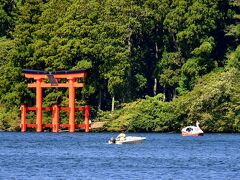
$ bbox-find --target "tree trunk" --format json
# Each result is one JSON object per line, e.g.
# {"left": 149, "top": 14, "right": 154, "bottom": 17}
{"left": 155, "top": 42, "right": 159, "bottom": 59}
{"left": 98, "top": 88, "right": 102, "bottom": 110}
{"left": 163, "top": 86, "right": 166, "bottom": 101}
{"left": 153, "top": 41, "right": 159, "bottom": 96}
{"left": 153, "top": 78, "right": 157, "bottom": 96}
{"left": 172, "top": 87, "right": 176, "bottom": 100}
{"left": 111, "top": 96, "right": 115, "bottom": 112}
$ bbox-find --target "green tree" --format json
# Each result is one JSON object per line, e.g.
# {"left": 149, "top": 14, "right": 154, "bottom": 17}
{"left": 0, "top": 0, "right": 17, "bottom": 37}
{"left": 162, "top": 0, "right": 229, "bottom": 94}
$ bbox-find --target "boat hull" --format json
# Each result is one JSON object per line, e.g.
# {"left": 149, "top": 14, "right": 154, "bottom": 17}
{"left": 181, "top": 132, "right": 204, "bottom": 136}
{"left": 108, "top": 136, "right": 146, "bottom": 144}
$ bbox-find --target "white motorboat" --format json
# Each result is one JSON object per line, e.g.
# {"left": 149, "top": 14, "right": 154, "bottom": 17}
{"left": 181, "top": 121, "right": 204, "bottom": 136}
{"left": 108, "top": 136, "right": 146, "bottom": 144}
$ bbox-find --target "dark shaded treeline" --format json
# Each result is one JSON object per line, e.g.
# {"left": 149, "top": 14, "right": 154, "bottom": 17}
{"left": 0, "top": 0, "right": 239, "bottom": 131}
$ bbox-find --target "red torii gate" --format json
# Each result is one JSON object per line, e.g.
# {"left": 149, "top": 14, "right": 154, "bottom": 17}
{"left": 20, "top": 69, "right": 90, "bottom": 133}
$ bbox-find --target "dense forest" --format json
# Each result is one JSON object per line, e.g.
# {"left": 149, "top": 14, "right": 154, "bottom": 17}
{"left": 0, "top": 0, "right": 239, "bottom": 132}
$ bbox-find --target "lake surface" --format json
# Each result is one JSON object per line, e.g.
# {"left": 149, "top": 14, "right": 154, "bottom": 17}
{"left": 0, "top": 132, "right": 240, "bottom": 180}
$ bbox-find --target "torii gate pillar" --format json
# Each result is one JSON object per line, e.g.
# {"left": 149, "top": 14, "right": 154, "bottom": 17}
{"left": 69, "top": 78, "right": 76, "bottom": 133}
{"left": 36, "top": 78, "right": 43, "bottom": 132}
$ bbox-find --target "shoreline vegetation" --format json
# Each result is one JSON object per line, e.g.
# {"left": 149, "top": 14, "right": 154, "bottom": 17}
{"left": 0, "top": 1, "right": 239, "bottom": 133}
{"left": 97, "top": 69, "right": 240, "bottom": 133}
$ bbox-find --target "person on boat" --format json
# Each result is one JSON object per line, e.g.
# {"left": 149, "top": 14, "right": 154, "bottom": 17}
{"left": 109, "top": 137, "right": 116, "bottom": 144}
{"left": 116, "top": 130, "right": 126, "bottom": 141}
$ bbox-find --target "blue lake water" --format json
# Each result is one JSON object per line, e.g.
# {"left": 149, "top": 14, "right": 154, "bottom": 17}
{"left": 0, "top": 132, "right": 240, "bottom": 180}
